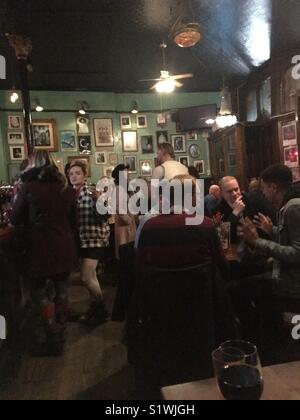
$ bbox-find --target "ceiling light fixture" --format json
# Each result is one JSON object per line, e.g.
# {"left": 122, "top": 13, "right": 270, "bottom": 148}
{"left": 35, "top": 98, "right": 44, "bottom": 112}
{"left": 155, "top": 78, "right": 176, "bottom": 94}
{"left": 170, "top": 1, "right": 202, "bottom": 48}
{"left": 215, "top": 87, "right": 237, "bottom": 129}
{"left": 173, "top": 23, "right": 202, "bottom": 48}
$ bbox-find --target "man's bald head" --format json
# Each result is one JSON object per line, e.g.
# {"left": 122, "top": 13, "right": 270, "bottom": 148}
{"left": 209, "top": 185, "right": 221, "bottom": 199}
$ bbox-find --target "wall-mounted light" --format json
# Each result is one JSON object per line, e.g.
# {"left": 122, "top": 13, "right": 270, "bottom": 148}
{"left": 10, "top": 88, "right": 19, "bottom": 104}
{"left": 131, "top": 101, "right": 139, "bottom": 114}
{"left": 78, "top": 101, "right": 88, "bottom": 115}
{"left": 35, "top": 98, "right": 44, "bottom": 112}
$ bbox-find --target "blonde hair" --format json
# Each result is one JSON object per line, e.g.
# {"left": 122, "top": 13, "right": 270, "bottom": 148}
{"left": 29, "top": 150, "right": 67, "bottom": 188}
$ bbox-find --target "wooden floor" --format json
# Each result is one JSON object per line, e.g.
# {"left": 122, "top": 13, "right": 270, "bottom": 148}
{"left": 0, "top": 276, "right": 137, "bottom": 400}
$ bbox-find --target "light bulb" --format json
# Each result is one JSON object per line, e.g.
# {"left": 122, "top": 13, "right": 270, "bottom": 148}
{"left": 216, "top": 114, "right": 237, "bottom": 129}
{"left": 155, "top": 79, "right": 176, "bottom": 94}
{"left": 206, "top": 119, "right": 215, "bottom": 125}
{"left": 36, "top": 104, "right": 44, "bottom": 112}
{"left": 10, "top": 91, "right": 19, "bottom": 103}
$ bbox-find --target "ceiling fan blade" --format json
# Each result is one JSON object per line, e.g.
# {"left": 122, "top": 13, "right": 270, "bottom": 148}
{"left": 139, "top": 78, "right": 161, "bottom": 82}
{"left": 171, "top": 73, "right": 194, "bottom": 80}
{"left": 174, "top": 81, "right": 183, "bottom": 88}
{"left": 150, "top": 83, "right": 158, "bottom": 90}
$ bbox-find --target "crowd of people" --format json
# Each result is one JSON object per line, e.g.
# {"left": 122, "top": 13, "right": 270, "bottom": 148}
{"left": 9, "top": 142, "right": 300, "bottom": 362}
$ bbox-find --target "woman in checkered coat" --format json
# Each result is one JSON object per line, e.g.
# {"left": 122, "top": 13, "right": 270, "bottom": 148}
{"left": 69, "top": 161, "right": 110, "bottom": 326}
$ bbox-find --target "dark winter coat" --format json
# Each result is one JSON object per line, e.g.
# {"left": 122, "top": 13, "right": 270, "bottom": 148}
{"left": 11, "top": 167, "right": 78, "bottom": 278}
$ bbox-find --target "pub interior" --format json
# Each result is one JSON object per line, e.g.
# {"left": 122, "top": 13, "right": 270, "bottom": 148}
{"left": 1, "top": 0, "right": 300, "bottom": 401}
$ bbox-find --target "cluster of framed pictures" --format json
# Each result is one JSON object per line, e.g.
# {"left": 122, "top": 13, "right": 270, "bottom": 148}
{"left": 120, "top": 114, "right": 148, "bottom": 130}
{"left": 7, "top": 115, "right": 26, "bottom": 161}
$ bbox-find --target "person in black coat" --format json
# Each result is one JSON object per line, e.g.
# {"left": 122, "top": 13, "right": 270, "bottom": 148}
{"left": 11, "top": 150, "right": 78, "bottom": 356}
{"left": 215, "top": 177, "right": 276, "bottom": 244}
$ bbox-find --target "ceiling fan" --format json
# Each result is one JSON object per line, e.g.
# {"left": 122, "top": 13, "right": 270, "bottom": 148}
{"left": 139, "top": 43, "right": 193, "bottom": 93}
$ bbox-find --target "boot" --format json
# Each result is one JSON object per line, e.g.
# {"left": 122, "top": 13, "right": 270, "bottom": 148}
{"left": 80, "top": 301, "right": 109, "bottom": 327}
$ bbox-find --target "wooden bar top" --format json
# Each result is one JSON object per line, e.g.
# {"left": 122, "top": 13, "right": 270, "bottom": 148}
{"left": 161, "top": 361, "right": 300, "bottom": 400}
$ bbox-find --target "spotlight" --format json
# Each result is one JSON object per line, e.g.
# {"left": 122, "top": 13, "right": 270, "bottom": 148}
{"left": 78, "top": 101, "right": 88, "bottom": 115}
{"left": 35, "top": 99, "right": 44, "bottom": 112}
{"left": 10, "top": 90, "right": 19, "bottom": 103}
{"left": 131, "top": 101, "right": 139, "bottom": 114}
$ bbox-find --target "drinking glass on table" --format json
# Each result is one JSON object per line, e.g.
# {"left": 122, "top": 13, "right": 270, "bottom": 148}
{"left": 212, "top": 340, "right": 264, "bottom": 401}
{"left": 219, "top": 222, "right": 231, "bottom": 251}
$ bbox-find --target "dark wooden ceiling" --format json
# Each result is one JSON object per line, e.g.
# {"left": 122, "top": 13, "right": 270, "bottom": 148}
{"left": 0, "top": 0, "right": 299, "bottom": 93}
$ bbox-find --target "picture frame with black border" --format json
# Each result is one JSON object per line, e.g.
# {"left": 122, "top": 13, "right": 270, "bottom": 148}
{"left": 124, "top": 155, "right": 137, "bottom": 174}
{"left": 78, "top": 135, "right": 92, "bottom": 155}
{"left": 141, "top": 135, "right": 154, "bottom": 154}
{"left": 179, "top": 156, "right": 190, "bottom": 168}
{"left": 137, "top": 114, "right": 148, "bottom": 129}
{"left": 156, "top": 131, "right": 169, "bottom": 147}
{"left": 120, "top": 115, "right": 132, "bottom": 130}
{"left": 194, "top": 160, "right": 205, "bottom": 175}
{"left": 171, "top": 135, "right": 186, "bottom": 153}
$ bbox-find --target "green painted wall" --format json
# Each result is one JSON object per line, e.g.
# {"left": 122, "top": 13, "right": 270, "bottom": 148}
{"left": 0, "top": 90, "right": 219, "bottom": 184}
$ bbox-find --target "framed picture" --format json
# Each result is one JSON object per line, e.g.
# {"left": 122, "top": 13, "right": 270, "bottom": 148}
{"left": 32, "top": 119, "right": 58, "bottom": 151}
{"left": 103, "top": 166, "right": 115, "bottom": 178}
{"left": 120, "top": 115, "right": 132, "bottom": 130}
{"left": 95, "top": 152, "right": 107, "bottom": 165}
{"left": 140, "top": 160, "right": 153, "bottom": 177}
{"left": 157, "top": 113, "right": 167, "bottom": 126}
{"left": 60, "top": 131, "right": 77, "bottom": 152}
{"left": 186, "top": 131, "right": 198, "bottom": 141}
{"left": 228, "top": 153, "right": 237, "bottom": 167}
{"left": 124, "top": 156, "right": 137, "bottom": 174}
{"left": 8, "top": 115, "right": 22, "bottom": 130}
{"left": 194, "top": 160, "right": 205, "bottom": 175}
{"left": 9, "top": 145, "right": 25, "bottom": 161}
{"left": 54, "top": 158, "right": 64, "bottom": 174}
{"left": 282, "top": 121, "right": 297, "bottom": 147}
{"left": 284, "top": 146, "right": 299, "bottom": 168}
{"left": 109, "top": 153, "right": 118, "bottom": 166}
{"left": 189, "top": 144, "right": 201, "bottom": 159}
{"left": 78, "top": 135, "right": 92, "bottom": 155}
{"left": 179, "top": 156, "right": 190, "bottom": 168}
{"left": 137, "top": 114, "right": 148, "bottom": 129}
{"left": 76, "top": 115, "right": 90, "bottom": 135}
{"left": 141, "top": 135, "right": 154, "bottom": 154}
{"left": 122, "top": 131, "right": 138, "bottom": 152}
{"left": 156, "top": 131, "right": 169, "bottom": 146}
{"left": 68, "top": 156, "right": 91, "bottom": 177}
{"left": 7, "top": 132, "right": 24, "bottom": 145}
{"left": 93, "top": 118, "right": 114, "bottom": 147}
{"left": 171, "top": 135, "right": 186, "bottom": 153}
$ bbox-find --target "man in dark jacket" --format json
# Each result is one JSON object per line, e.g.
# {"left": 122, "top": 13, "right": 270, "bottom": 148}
{"left": 216, "top": 176, "right": 276, "bottom": 243}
